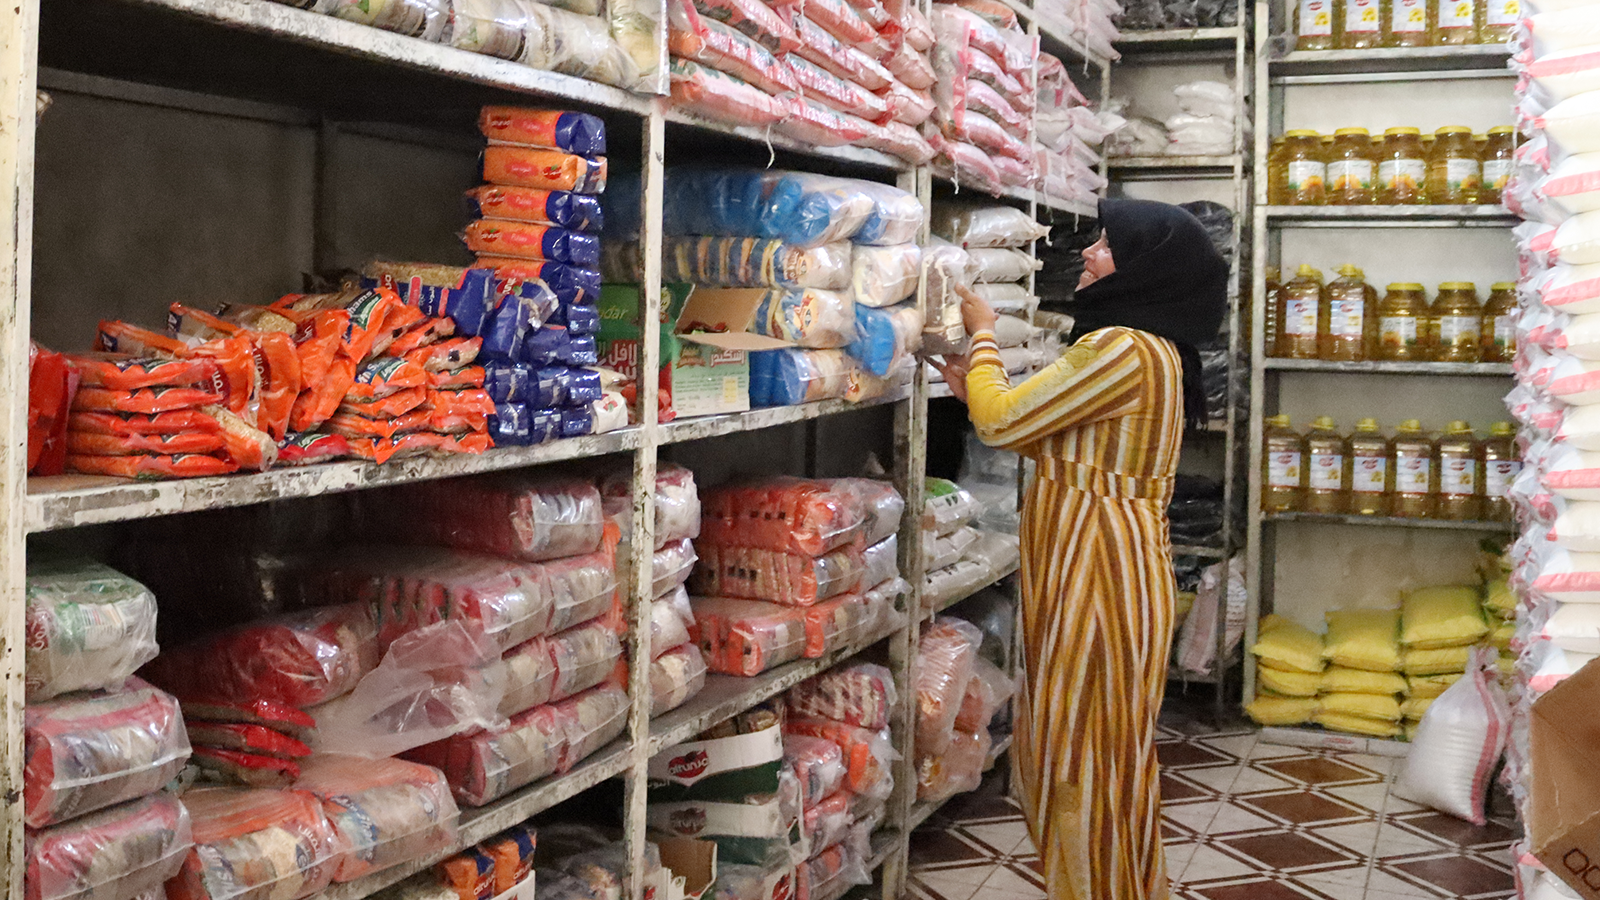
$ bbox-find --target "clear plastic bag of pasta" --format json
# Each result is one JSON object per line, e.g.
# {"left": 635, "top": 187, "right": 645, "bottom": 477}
{"left": 750, "top": 349, "right": 853, "bottom": 406}
{"left": 521, "top": 4, "right": 641, "bottom": 89}
{"left": 914, "top": 617, "right": 982, "bottom": 755}
{"left": 610, "top": 0, "right": 664, "bottom": 91}
{"left": 692, "top": 543, "right": 865, "bottom": 606}
{"left": 313, "top": 0, "right": 447, "bottom": 40}
{"left": 24, "top": 557, "right": 159, "bottom": 702}
{"left": 784, "top": 735, "right": 846, "bottom": 808}
{"left": 167, "top": 787, "right": 343, "bottom": 900}
{"left": 851, "top": 244, "right": 921, "bottom": 308}
{"left": 915, "top": 727, "right": 990, "bottom": 802}
{"left": 700, "top": 477, "right": 867, "bottom": 556}
{"left": 651, "top": 644, "right": 708, "bottom": 714}
{"left": 823, "top": 478, "right": 904, "bottom": 544}
{"left": 784, "top": 662, "right": 897, "bottom": 730}
{"left": 446, "top": 0, "right": 530, "bottom": 58}
{"left": 689, "top": 598, "right": 811, "bottom": 677}
{"left": 848, "top": 303, "right": 922, "bottom": 377}
{"left": 26, "top": 793, "right": 193, "bottom": 900}
{"left": 751, "top": 288, "right": 857, "bottom": 349}
{"left": 932, "top": 204, "right": 1050, "bottom": 249}
{"left": 548, "top": 619, "right": 624, "bottom": 703}
{"left": 294, "top": 756, "right": 460, "bottom": 883}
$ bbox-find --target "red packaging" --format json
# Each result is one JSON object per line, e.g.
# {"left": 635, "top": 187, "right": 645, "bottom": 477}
{"left": 426, "top": 388, "right": 496, "bottom": 433}
{"left": 700, "top": 477, "right": 867, "bottom": 556}
{"left": 65, "top": 453, "right": 237, "bottom": 480}
{"left": 345, "top": 437, "right": 399, "bottom": 465}
{"left": 294, "top": 755, "right": 460, "bottom": 883}
{"left": 94, "top": 322, "right": 259, "bottom": 423}
{"left": 25, "top": 793, "right": 192, "bottom": 900}
{"left": 387, "top": 316, "right": 458, "bottom": 358}
{"left": 406, "top": 337, "right": 483, "bottom": 373}
{"left": 692, "top": 544, "right": 865, "bottom": 606}
{"left": 783, "top": 717, "right": 893, "bottom": 795}
{"left": 390, "top": 431, "right": 491, "bottom": 458}
{"left": 689, "top": 597, "right": 810, "bottom": 676}
{"left": 65, "top": 353, "right": 220, "bottom": 391}
{"left": 70, "top": 386, "right": 222, "bottom": 415}
{"left": 914, "top": 617, "right": 981, "bottom": 755}
{"left": 790, "top": 14, "right": 893, "bottom": 91}
{"left": 370, "top": 474, "right": 607, "bottom": 563}
{"left": 481, "top": 825, "right": 538, "bottom": 895}
{"left": 179, "top": 697, "right": 317, "bottom": 741}
{"left": 783, "top": 734, "right": 847, "bottom": 808}
{"left": 68, "top": 410, "right": 222, "bottom": 437}
{"left": 671, "top": 0, "right": 802, "bottom": 95}
{"left": 169, "top": 304, "right": 305, "bottom": 441}
{"left": 289, "top": 354, "right": 358, "bottom": 432}
{"left": 271, "top": 288, "right": 403, "bottom": 364}
{"left": 691, "top": 0, "right": 801, "bottom": 52}
{"left": 324, "top": 410, "right": 430, "bottom": 439}
{"left": 276, "top": 431, "right": 355, "bottom": 466}
{"left": 774, "top": 99, "right": 872, "bottom": 148}
{"left": 432, "top": 366, "right": 487, "bottom": 389}
{"left": 186, "top": 722, "right": 312, "bottom": 758}
{"left": 28, "top": 345, "right": 77, "bottom": 476}
{"left": 345, "top": 356, "right": 430, "bottom": 402}
{"left": 66, "top": 430, "right": 225, "bottom": 456}
{"left": 337, "top": 386, "right": 428, "bottom": 419}
{"left": 190, "top": 746, "right": 302, "bottom": 787}
{"left": 168, "top": 787, "right": 342, "bottom": 900}
{"left": 670, "top": 60, "right": 796, "bottom": 128}
{"left": 478, "top": 107, "right": 606, "bottom": 154}
{"left": 785, "top": 662, "right": 896, "bottom": 730}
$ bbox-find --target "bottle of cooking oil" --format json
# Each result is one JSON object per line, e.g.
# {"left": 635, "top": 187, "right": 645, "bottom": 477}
{"left": 1435, "top": 0, "right": 1479, "bottom": 43}
{"left": 1480, "top": 421, "right": 1521, "bottom": 522}
{"left": 1392, "top": 419, "right": 1437, "bottom": 518}
{"left": 1378, "top": 282, "right": 1432, "bottom": 361}
{"left": 1378, "top": 127, "right": 1428, "bottom": 205}
{"left": 1276, "top": 265, "right": 1324, "bottom": 359}
{"left": 1306, "top": 416, "right": 1350, "bottom": 514}
{"left": 1482, "top": 281, "right": 1517, "bottom": 363}
{"left": 1480, "top": 0, "right": 1517, "bottom": 41}
{"left": 1263, "top": 414, "right": 1307, "bottom": 513}
{"left": 1428, "top": 126, "right": 1483, "bottom": 205}
{"left": 1349, "top": 418, "right": 1392, "bottom": 516}
{"left": 1321, "top": 265, "right": 1377, "bottom": 360}
{"left": 1297, "top": 0, "right": 1339, "bottom": 49}
{"left": 1341, "top": 0, "right": 1385, "bottom": 46}
{"left": 1328, "top": 128, "right": 1379, "bottom": 204}
{"left": 1436, "top": 421, "right": 1482, "bottom": 520}
{"left": 1481, "top": 126, "right": 1515, "bottom": 205}
{"left": 1387, "top": 0, "right": 1430, "bottom": 44}
{"left": 1433, "top": 282, "right": 1483, "bottom": 363}
{"left": 1263, "top": 265, "right": 1284, "bottom": 357}
{"left": 1274, "top": 131, "right": 1328, "bottom": 206}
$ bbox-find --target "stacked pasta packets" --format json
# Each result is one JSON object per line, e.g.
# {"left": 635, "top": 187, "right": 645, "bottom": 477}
{"left": 602, "top": 170, "right": 928, "bottom": 408}
{"left": 688, "top": 477, "right": 907, "bottom": 677}
{"left": 1035, "top": 54, "right": 1112, "bottom": 208}
{"left": 465, "top": 107, "right": 627, "bottom": 445}
{"left": 932, "top": 204, "right": 1051, "bottom": 375}
{"left": 668, "top": 0, "right": 941, "bottom": 165}
{"left": 921, "top": 477, "right": 1020, "bottom": 611}
{"left": 928, "top": 4, "right": 1040, "bottom": 192}
{"left": 911, "top": 617, "right": 1013, "bottom": 803}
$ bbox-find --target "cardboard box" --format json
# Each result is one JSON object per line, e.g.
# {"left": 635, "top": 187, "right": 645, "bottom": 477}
{"left": 1531, "top": 658, "right": 1600, "bottom": 898}
{"left": 648, "top": 718, "right": 785, "bottom": 802}
{"left": 597, "top": 285, "right": 792, "bottom": 419}
{"left": 659, "top": 838, "right": 717, "bottom": 900}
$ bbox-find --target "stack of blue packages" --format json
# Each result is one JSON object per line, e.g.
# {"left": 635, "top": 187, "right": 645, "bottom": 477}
{"left": 483, "top": 292, "right": 606, "bottom": 445}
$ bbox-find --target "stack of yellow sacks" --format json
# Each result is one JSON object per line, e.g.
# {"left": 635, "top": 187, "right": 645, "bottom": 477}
{"left": 1479, "top": 548, "right": 1517, "bottom": 687}
{"left": 1398, "top": 585, "right": 1491, "bottom": 739}
{"left": 1317, "top": 609, "right": 1407, "bottom": 738}
{"left": 1245, "top": 615, "right": 1324, "bottom": 726}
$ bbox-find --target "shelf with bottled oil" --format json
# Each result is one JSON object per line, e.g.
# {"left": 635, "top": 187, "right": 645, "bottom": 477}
{"left": 1262, "top": 359, "right": 1513, "bottom": 376}
{"left": 1269, "top": 43, "right": 1513, "bottom": 78}
{"left": 1262, "top": 205, "right": 1516, "bottom": 225}
{"left": 1262, "top": 511, "right": 1515, "bottom": 531}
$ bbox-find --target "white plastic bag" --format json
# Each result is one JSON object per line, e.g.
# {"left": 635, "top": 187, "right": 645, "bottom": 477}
{"left": 1392, "top": 648, "right": 1510, "bottom": 825}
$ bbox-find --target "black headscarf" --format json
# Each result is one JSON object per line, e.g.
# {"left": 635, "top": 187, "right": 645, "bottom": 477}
{"left": 1069, "top": 198, "right": 1229, "bottom": 432}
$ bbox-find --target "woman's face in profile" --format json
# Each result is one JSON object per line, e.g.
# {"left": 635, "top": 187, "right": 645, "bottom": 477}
{"left": 1079, "top": 231, "right": 1115, "bottom": 290}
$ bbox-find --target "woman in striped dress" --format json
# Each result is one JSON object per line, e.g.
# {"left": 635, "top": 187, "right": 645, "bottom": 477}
{"left": 934, "top": 199, "right": 1227, "bottom": 900}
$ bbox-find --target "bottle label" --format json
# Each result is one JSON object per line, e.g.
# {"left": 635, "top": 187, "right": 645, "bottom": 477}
{"left": 1380, "top": 158, "right": 1426, "bottom": 193}
{"left": 1488, "top": 0, "right": 1520, "bottom": 25}
{"left": 1300, "top": 0, "right": 1333, "bottom": 35}
{"left": 1486, "top": 459, "right": 1522, "bottom": 497}
{"left": 1284, "top": 297, "right": 1318, "bottom": 335}
{"left": 1445, "top": 157, "right": 1483, "bottom": 194}
{"left": 1494, "top": 314, "right": 1515, "bottom": 351}
{"left": 1287, "top": 160, "right": 1327, "bottom": 196}
{"left": 1268, "top": 451, "right": 1303, "bottom": 488}
{"left": 1329, "top": 299, "right": 1366, "bottom": 337}
{"left": 1393, "top": 0, "right": 1427, "bottom": 31}
{"left": 1397, "top": 455, "right": 1431, "bottom": 492}
{"left": 1438, "top": 0, "right": 1476, "bottom": 28}
{"left": 1440, "top": 457, "right": 1476, "bottom": 496}
{"left": 1438, "top": 314, "right": 1482, "bottom": 346}
{"left": 1346, "top": 0, "right": 1381, "bottom": 31}
{"left": 1483, "top": 158, "right": 1513, "bottom": 191}
{"left": 1381, "top": 315, "right": 1419, "bottom": 347}
{"left": 1310, "top": 452, "right": 1345, "bottom": 490}
{"left": 1353, "top": 456, "right": 1387, "bottom": 493}
{"left": 1329, "top": 159, "right": 1375, "bottom": 191}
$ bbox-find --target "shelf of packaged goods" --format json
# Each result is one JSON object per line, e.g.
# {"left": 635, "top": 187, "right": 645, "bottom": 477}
{"left": 931, "top": 172, "right": 1098, "bottom": 219}
{"left": 316, "top": 742, "right": 633, "bottom": 900}
{"left": 988, "top": 0, "right": 1113, "bottom": 70}
{"left": 1263, "top": 511, "right": 1515, "bottom": 532}
{"left": 662, "top": 111, "right": 912, "bottom": 174}
{"left": 1269, "top": 43, "right": 1512, "bottom": 77}
{"left": 1110, "top": 155, "right": 1241, "bottom": 176}
{"left": 1262, "top": 358, "right": 1514, "bottom": 376}
{"left": 1263, "top": 205, "right": 1516, "bottom": 226}
{"left": 43, "top": 0, "right": 655, "bottom": 119}
{"left": 984, "top": 732, "right": 1013, "bottom": 769}
{"left": 1116, "top": 27, "right": 1246, "bottom": 51}
{"left": 657, "top": 387, "right": 912, "bottom": 446}
{"left": 645, "top": 614, "right": 907, "bottom": 755}
{"left": 1172, "top": 544, "right": 1228, "bottom": 560}
{"left": 924, "top": 558, "right": 1021, "bottom": 621}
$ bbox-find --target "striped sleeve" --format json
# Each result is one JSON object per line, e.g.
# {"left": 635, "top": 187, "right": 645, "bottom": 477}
{"left": 965, "top": 327, "right": 1147, "bottom": 451}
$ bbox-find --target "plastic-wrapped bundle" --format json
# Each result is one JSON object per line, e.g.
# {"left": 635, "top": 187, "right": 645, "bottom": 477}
{"left": 802, "top": 793, "right": 853, "bottom": 858}
{"left": 925, "top": 477, "right": 983, "bottom": 534}
{"left": 312, "top": 0, "right": 446, "bottom": 38}
{"left": 849, "top": 303, "right": 922, "bottom": 378}
{"left": 478, "top": 106, "right": 606, "bottom": 155}
{"left": 785, "top": 662, "right": 896, "bottom": 730}
{"left": 651, "top": 643, "right": 709, "bottom": 714}
{"left": 445, "top": 0, "right": 531, "bottom": 59}
{"left": 751, "top": 288, "right": 857, "bottom": 349}
{"left": 787, "top": 56, "right": 889, "bottom": 121}
{"left": 858, "top": 120, "right": 937, "bottom": 165}
{"left": 691, "top": 0, "right": 801, "bottom": 52}
{"left": 370, "top": 474, "right": 604, "bottom": 563}
{"left": 954, "top": 656, "right": 1014, "bottom": 733}
{"left": 497, "top": 635, "right": 556, "bottom": 715}
{"left": 876, "top": 77, "right": 935, "bottom": 127}
{"left": 689, "top": 597, "right": 809, "bottom": 675}
{"left": 775, "top": 99, "right": 873, "bottom": 148}
{"left": 670, "top": 0, "right": 801, "bottom": 95}
{"left": 783, "top": 734, "right": 847, "bottom": 808}
{"left": 782, "top": 717, "right": 895, "bottom": 797}
{"left": 700, "top": 477, "right": 867, "bottom": 555}
{"left": 825, "top": 478, "right": 904, "bottom": 545}
{"left": 915, "top": 617, "right": 982, "bottom": 754}
{"left": 548, "top": 618, "right": 625, "bottom": 702}
{"left": 141, "top": 603, "right": 379, "bottom": 708}
{"left": 482, "top": 146, "right": 606, "bottom": 194}
{"left": 602, "top": 463, "right": 702, "bottom": 549}
{"left": 462, "top": 221, "right": 600, "bottom": 267}
{"left": 669, "top": 59, "right": 795, "bottom": 129}
{"left": 851, "top": 245, "right": 921, "bottom": 308}
{"left": 25, "top": 793, "right": 192, "bottom": 900}
{"left": 924, "top": 526, "right": 979, "bottom": 572}
{"left": 24, "top": 558, "right": 160, "bottom": 703}
{"left": 916, "top": 727, "right": 990, "bottom": 802}
{"left": 474, "top": 259, "right": 600, "bottom": 308}
{"left": 654, "top": 538, "right": 700, "bottom": 597}
{"left": 556, "top": 680, "right": 631, "bottom": 768}
{"left": 807, "top": 591, "right": 875, "bottom": 653}
{"left": 520, "top": 327, "right": 598, "bottom": 368}
{"left": 931, "top": 138, "right": 1003, "bottom": 194}
{"left": 519, "top": 5, "right": 641, "bottom": 89}
{"left": 603, "top": 237, "right": 853, "bottom": 291}
{"left": 973, "top": 282, "right": 1036, "bottom": 312}
{"left": 294, "top": 756, "right": 460, "bottom": 883}
{"left": 750, "top": 349, "right": 853, "bottom": 407}
{"left": 967, "top": 248, "right": 1040, "bottom": 283}
{"left": 692, "top": 543, "right": 866, "bottom": 605}
{"left": 775, "top": 0, "right": 876, "bottom": 43}
{"left": 652, "top": 589, "right": 695, "bottom": 655}
{"left": 846, "top": 358, "right": 912, "bottom": 403}
{"left": 932, "top": 204, "right": 1050, "bottom": 248}
{"left": 860, "top": 537, "right": 899, "bottom": 590}
{"left": 167, "top": 787, "right": 343, "bottom": 900}
{"left": 24, "top": 681, "right": 190, "bottom": 828}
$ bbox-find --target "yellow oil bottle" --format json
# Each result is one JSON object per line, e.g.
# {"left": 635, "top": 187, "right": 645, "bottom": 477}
{"left": 1263, "top": 414, "right": 1307, "bottom": 513}
{"left": 1349, "top": 418, "right": 1392, "bottom": 516}
{"left": 1436, "top": 421, "right": 1481, "bottom": 521}
{"left": 1392, "top": 419, "right": 1437, "bottom": 518}
{"left": 1480, "top": 421, "right": 1521, "bottom": 522}
{"left": 1306, "top": 416, "right": 1350, "bottom": 514}
{"left": 1276, "top": 264, "right": 1324, "bottom": 359}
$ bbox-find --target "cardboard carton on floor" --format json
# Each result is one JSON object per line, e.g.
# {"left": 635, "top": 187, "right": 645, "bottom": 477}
{"left": 597, "top": 285, "right": 792, "bottom": 420}
{"left": 1531, "top": 657, "right": 1600, "bottom": 898}
{"left": 659, "top": 838, "right": 717, "bottom": 900}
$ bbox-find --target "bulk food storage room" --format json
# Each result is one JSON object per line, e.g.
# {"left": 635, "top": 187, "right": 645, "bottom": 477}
{"left": 8, "top": 0, "right": 1599, "bottom": 898}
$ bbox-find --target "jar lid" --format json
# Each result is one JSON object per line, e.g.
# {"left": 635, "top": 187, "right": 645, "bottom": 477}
{"left": 1337, "top": 264, "right": 1364, "bottom": 277}
{"left": 1312, "top": 416, "right": 1338, "bottom": 430}
{"left": 1334, "top": 127, "right": 1371, "bottom": 137}
{"left": 1387, "top": 282, "right": 1425, "bottom": 291}
{"left": 1384, "top": 127, "right": 1421, "bottom": 136}
{"left": 1355, "top": 418, "right": 1382, "bottom": 432}
{"left": 1439, "top": 281, "right": 1477, "bottom": 291}
{"left": 1488, "top": 125, "right": 1515, "bottom": 135}
{"left": 1491, "top": 281, "right": 1516, "bottom": 291}
{"left": 1284, "top": 129, "right": 1319, "bottom": 138}
{"left": 1267, "top": 414, "right": 1292, "bottom": 428}
{"left": 1297, "top": 264, "right": 1322, "bottom": 277}
{"left": 1490, "top": 421, "right": 1516, "bottom": 436}
{"left": 1436, "top": 125, "right": 1472, "bottom": 135}
{"left": 1396, "top": 419, "right": 1423, "bottom": 433}
{"left": 1446, "top": 420, "right": 1474, "bottom": 435}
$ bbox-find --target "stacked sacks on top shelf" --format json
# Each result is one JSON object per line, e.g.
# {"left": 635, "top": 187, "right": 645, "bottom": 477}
{"left": 929, "top": 3, "right": 1039, "bottom": 192}
{"left": 1033, "top": 0, "right": 1122, "bottom": 63}
{"left": 1035, "top": 53, "right": 1112, "bottom": 209}
{"left": 689, "top": 477, "right": 908, "bottom": 676}
{"left": 912, "top": 616, "right": 1013, "bottom": 803}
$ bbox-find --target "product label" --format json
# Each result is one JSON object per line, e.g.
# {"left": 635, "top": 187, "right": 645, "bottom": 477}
{"left": 1353, "top": 456, "right": 1387, "bottom": 493}
{"left": 1346, "top": 0, "right": 1381, "bottom": 31}
{"left": 1268, "top": 451, "right": 1303, "bottom": 488}
{"left": 1440, "top": 457, "right": 1476, "bottom": 496}
{"left": 1284, "top": 298, "right": 1318, "bottom": 335}
{"left": 1397, "top": 455, "right": 1431, "bottom": 493}
{"left": 1329, "top": 159, "right": 1375, "bottom": 192}
{"left": 1287, "top": 160, "right": 1327, "bottom": 196}
{"left": 1393, "top": 0, "right": 1427, "bottom": 31}
{"left": 1494, "top": 314, "right": 1515, "bottom": 351}
{"left": 1379, "top": 158, "right": 1426, "bottom": 194}
{"left": 1329, "top": 299, "right": 1366, "bottom": 337}
{"left": 1445, "top": 157, "right": 1483, "bottom": 195}
{"left": 1486, "top": 459, "right": 1522, "bottom": 497}
{"left": 1300, "top": 0, "right": 1332, "bottom": 35}
{"left": 1381, "top": 315, "right": 1419, "bottom": 348}
{"left": 1438, "top": 0, "right": 1476, "bottom": 28}
{"left": 1438, "top": 314, "right": 1482, "bottom": 347}
{"left": 1488, "top": 0, "right": 1520, "bottom": 25}
{"left": 1484, "top": 158, "right": 1513, "bottom": 191}
{"left": 1310, "top": 452, "right": 1345, "bottom": 490}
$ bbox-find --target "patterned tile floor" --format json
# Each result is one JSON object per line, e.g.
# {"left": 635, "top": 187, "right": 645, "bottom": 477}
{"left": 907, "top": 702, "right": 1519, "bottom": 900}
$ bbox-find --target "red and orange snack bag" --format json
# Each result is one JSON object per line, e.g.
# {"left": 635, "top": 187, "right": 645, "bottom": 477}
{"left": 28, "top": 345, "right": 77, "bottom": 476}
{"left": 65, "top": 453, "right": 238, "bottom": 480}
{"left": 66, "top": 431, "right": 225, "bottom": 456}
{"left": 482, "top": 146, "right": 607, "bottom": 193}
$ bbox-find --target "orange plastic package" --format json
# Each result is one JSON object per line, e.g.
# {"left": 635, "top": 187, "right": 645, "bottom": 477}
{"left": 432, "top": 366, "right": 486, "bottom": 389}
{"left": 69, "top": 409, "right": 222, "bottom": 437}
{"left": 289, "top": 355, "right": 358, "bottom": 433}
{"left": 28, "top": 345, "right": 77, "bottom": 476}
{"left": 66, "top": 453, "right": 238, "bottom": 480}
{"left": 387, "top": 317, "right": 458, "bottom": 359}
{"left": 204, "top": 405, "right": 278, "bottom": 472}
{"left": 64, "top": 353, "right": 220, "bottom": 391}
{"left": 71, "top": 386, "right": 223, "bottom": 415}
{"left": 95, "top": 321, "right": 259, "bottom": 422}
{"left": 478, "top": 107, "right": 607, "bottom": 155}
{"left": 326, "top": 409, "right": 431, "bottom": 440}
{"left": 406, "top": 337, "right": 484, "bottom": 373}
{"left": 346, "top": 357, "right": 430, "bottom": 402}
{"left": 669, "top": 60, "right": 795, "bottom": 129}
{"left": 271, "top": 288, "right": 403, "bottom": 363}
{"left": 390, "top": 431, "right": 491, "bottom": 459}
{"left": 426, "top": 388, "right": 496, "bottom": 433}
{"left": 169, "top": 304, "right": 304, "bottom": 441}
{"left": 482, "top": 146, "right": 607, "bottom": 194}
{"left": 339, "top": 386, "right": 427, "bottom": 419}
{"left": 218, "top": 302, "right": 348, "bottom": 390}
{"left": 66, "top": 431, "right": 225, "bottom": 456}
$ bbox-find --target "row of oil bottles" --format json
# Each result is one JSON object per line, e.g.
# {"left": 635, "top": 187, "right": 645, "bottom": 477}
{"left": 1267, "top": 126, "right": 1514, "bottom": 206}
{"left": 1264, "top": 265, "right": 1514, "bottom": 363}
{"left": 1295, "top": 0, "right": 1516, "bottom": 50}
{"left": 1262, "top": 416, "right": 1520, "bottom": 522}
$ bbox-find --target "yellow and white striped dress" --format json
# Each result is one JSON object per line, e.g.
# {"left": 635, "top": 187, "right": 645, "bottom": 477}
{"left": 966, "top": 325, "right": 1183, "bottom": 900}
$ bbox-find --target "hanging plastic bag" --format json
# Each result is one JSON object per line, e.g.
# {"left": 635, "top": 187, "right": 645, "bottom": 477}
{"left": 1392, "top": 647, "right": 1510, "bottom": 825}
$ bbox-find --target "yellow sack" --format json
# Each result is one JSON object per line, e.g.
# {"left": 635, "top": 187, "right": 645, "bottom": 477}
{"left": 1321, "top": 692, "right": 1402, "bottom": 722}
{"left": 1407, "top": 672, "right": 1463, "bottom": 699}
{"left": 1403, "top": 644, "right": 1472, "bottom": 676}
{"left": 1483, "top": 577, "right": 1516, "bottom": 615}
{"left": 1401, "top": 585, "right": 1488, "bottom": 649}
{"left": 1403, "top": 720, "right": 1418, "bottom": 741}
{"left": 1489, "top": 620, "right": 1514, "bottom": 651}
{"left": 1321, "top": 666, "right": 1407, "bottom": 696}
{"left": 1259, "top": 666, "right": 1321, "bottom": 697}
{"left": 1498, "top": 654, "right": 1516, "bottom": 679}
{"left": 1312, "top": 711, "right": 1402, "bottom": 738}
{"left": 1252, "top": 614, "right": 1326, "bottom": 674}
{"left": 1324, "top": 609, "right": 1402, "bottom": 672}
{"left": 1246, "top": 693, "right": 1319, "bottom": 725}
{"left": 1401, "top": 696, "right": 1433, "bottom": 721}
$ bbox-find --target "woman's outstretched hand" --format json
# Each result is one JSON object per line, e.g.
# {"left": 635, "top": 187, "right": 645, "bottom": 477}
{"left": 957, "top": 284, "right": 998, "bottom": 335}
{"left": 930, "top": 355, "right": 970, "bottom": 403}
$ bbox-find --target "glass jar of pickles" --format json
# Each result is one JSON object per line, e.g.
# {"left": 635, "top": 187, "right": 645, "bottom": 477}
{"left": 1378, "top": 282, "right": 1431, "bottom": 361}
{"left": 1428, "top": 126, "right": 1482, "bottom": 204}
{"left": 1328, "top": 128, "right": 1378, "bottom": 204}
{"left": 1272, "top": 131, "right": 1328, "bottom": 205}
{"left": 1378, "top": 127, "right": 1428, "bottom": 205}
{"left": 1432, "top": 282, "right": 1483, "bottom": 363}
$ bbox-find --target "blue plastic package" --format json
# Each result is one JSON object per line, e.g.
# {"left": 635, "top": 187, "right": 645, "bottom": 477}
{"left": 751, "top": 288, "right": 856, "bottom": 349}
{"left": 565, "top": 368, "right": 604, "bottom": 404}
{"left": 557, "top": 303, "right": 601, "bottom": 336}
{"left": 359, "top": 264, "right": 494, "bottom": 336}
{"left": 530, "top": 366, "right": 570, "bottom": 408}
{"left": 485, "top": 261, "right": 601, "bottom": 306}
{"left": 851, "top": 183, "right": 924, "bottom": 246}
{"left": 560, "top": 405, "right": 595, "bottom": 438}
{"left": 749, "top": 348, "right": 853, "bottom": 407}
{"left": 485, "top": 361, "right": 533, "bottom": 404}
{"left": 607, "top": 170, "right": 876, "bottom": 249}
{"left": 522, "top": 327, "right": 599, "bottom": 367}
{"left": 529, "top": 408, "right": 563, "bottom": 444}
{"left": 467, "top": 187, "right": 604, "bottom": 233}
{"left": 489, "top": 403, "right": 532, "bottom": 446}
{"left": 848, "top": 303, "right": 923, "bottom": 377}
{"left": 480, "top": 293, "right": 536, "bottom": 361}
